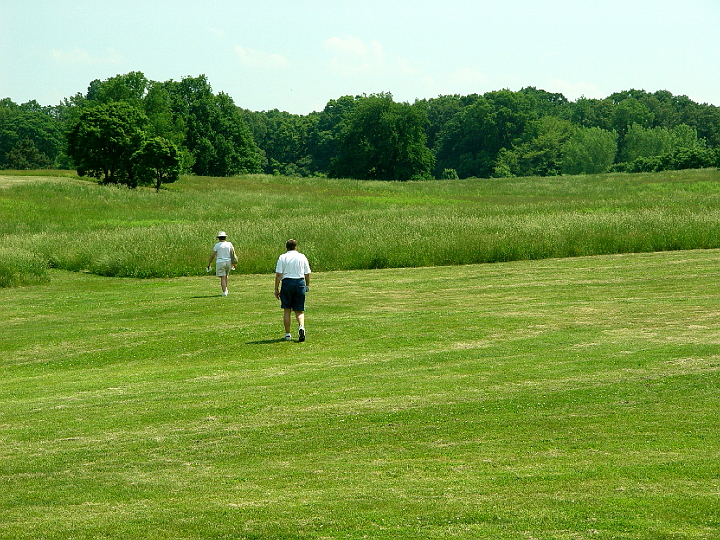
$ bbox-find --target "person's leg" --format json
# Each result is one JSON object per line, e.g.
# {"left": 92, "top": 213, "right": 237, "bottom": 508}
{"left": 283, "top": 308, "right": 292, "bottom": 334}
{"left": 296, "top": 311, "right": 305, "bottom": 341}
{"left": 216, "top": 263, "right": 229, "bottom": 295}
{"left": 293, "top": 281, "right": 307, "bottom": 341}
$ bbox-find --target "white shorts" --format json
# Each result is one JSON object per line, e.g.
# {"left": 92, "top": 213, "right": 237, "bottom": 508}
{"left": 216, "top": 261, "right": 232, "bottom": 276}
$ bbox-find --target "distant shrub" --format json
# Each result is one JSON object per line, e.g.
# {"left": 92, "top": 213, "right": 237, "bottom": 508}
{"left": 617, "top": 147, "right": 719, "bottom": 173}
{"left": 561, "top": 127, "right": 618, "bottom": 175}
{"left": 440, "top": 168, "right": 459, "bottom": 180}
{"left": 615, "top": 155, "right": 664, "bottom": 173}
{"left": 666, "top": 147, "right": 717, "bottom": 170}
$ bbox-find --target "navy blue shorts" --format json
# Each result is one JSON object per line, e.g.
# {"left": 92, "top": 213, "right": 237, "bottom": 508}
{"left": 280, "top": 278, "right": 306, "bottom": 311}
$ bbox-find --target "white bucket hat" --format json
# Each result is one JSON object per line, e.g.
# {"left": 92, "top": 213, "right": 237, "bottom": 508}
{"left": 217, "top": 231, "right": 227, "bottom": 238}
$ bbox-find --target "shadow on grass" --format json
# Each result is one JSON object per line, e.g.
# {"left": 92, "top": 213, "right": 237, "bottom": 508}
{"left": 245, "top": 338, "right": 290, "bottom": 345}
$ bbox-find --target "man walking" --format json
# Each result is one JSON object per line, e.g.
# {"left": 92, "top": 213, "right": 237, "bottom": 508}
{"left": 207, "top": 231, "right": 236, "bottom": 296}
{"left": 274, "top": 239, "right": 311, "bottom": 342}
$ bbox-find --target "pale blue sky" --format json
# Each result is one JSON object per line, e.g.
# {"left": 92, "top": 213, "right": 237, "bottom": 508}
{"left": 2, "top": 0, "right": 719, "bottom": 114}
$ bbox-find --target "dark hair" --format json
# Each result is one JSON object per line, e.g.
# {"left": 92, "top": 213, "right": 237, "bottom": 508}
{"left": 286, "top": 239, "right": 297, "bottom": 250}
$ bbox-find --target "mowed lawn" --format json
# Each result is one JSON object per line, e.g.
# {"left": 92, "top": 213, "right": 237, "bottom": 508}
{"left": 1, "top": 250, "right": 719, "bottom": 539}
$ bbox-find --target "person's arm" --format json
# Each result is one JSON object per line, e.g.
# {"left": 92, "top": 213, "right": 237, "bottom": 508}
{"left": 274, "top": 272, "right": 282, "bottom": 298}
{"left": 304, "top": 273, "right": 310, "bottom": 290}
{"left": 207, "top": 251, "right": 216, "bottom": 270}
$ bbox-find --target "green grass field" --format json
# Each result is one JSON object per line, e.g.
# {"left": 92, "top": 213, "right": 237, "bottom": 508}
{"left": 1, "top": 170, "right": 719, "bottom": 538}
{"left": 2, "top": 249, "right": 719, "bottom": 539}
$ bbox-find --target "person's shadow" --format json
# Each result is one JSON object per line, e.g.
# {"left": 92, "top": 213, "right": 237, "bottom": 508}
{"left": 245, "top": 338, "right": 290, "bottom": 345}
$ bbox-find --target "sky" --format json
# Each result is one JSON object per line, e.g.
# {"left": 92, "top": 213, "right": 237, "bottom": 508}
{"left": 2, "top": 0, "right": 719, "bottom": 115}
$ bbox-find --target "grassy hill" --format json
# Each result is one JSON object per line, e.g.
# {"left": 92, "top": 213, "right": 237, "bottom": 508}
{"left": 1, "top": 170, "right": 719, "bottom": 538}
{"left": 2, "top": 168, "right": 720, "bottom": 285}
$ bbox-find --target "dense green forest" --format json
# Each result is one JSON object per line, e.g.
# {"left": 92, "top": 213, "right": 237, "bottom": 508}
{"left": 2, "top": 71, "right": 719, "bottom": 182}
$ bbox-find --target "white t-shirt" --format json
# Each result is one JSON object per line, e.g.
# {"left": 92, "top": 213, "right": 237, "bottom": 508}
{"left": 275, "top": 250, "right": 311, "bottom": 279}
{"left": 213, "top": 241, "right": 234, "bottom": 263}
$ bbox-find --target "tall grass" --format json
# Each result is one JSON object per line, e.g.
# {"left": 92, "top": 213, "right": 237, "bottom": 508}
{"left": 0, "top": 248, "right": 49, "bottom": 287}
{"left": 2, "top": 169, "right": 720, "bottom": 284}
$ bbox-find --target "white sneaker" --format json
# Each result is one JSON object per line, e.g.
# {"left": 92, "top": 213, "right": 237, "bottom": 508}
{"left": 222, "top": 290, "right": 228, "bottom": 297}
{"left": 284, "top": 334, "right": 292, "bottom": 341}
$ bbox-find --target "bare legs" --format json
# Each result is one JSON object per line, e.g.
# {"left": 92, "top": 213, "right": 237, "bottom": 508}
{"left": 283, "top": 309, "right": 304, "bottom": 334}
{"left": 220, "top": 275, "right": 228, "bottom": 295}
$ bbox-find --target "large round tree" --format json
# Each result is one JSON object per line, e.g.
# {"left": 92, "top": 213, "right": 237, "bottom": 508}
{"left": 132, "top": 136, "right": 181, "bottom": 191}
{"left": 67, "top": 101, "right": 147, "bottom": 185}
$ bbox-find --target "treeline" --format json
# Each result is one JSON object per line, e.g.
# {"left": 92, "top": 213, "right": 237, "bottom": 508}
{"left": 2, "top": 71, "right": 720, "bottom": 181}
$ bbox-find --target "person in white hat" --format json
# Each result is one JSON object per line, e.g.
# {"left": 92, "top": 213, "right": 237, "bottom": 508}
{"left": 206, "top": 231, "right": 237, "bottom": 296}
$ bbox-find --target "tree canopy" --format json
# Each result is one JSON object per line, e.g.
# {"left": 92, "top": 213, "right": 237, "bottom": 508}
{"left": 2, "top": 72, "right": 720, "bottom": 182}
{"left": 0, "top": 99, "right": 65, "bottom": 169}
{"left": 132, "top": 136, "right": 181, "bottom": 192}
{"left": 61, "top": 73, "right": 262, "bottom": 188}
{"left": 67, "top": 101, "right": 147, "bottom": 185}
{"left": 329, "top": 93, "right": 434, "bottom": 181}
